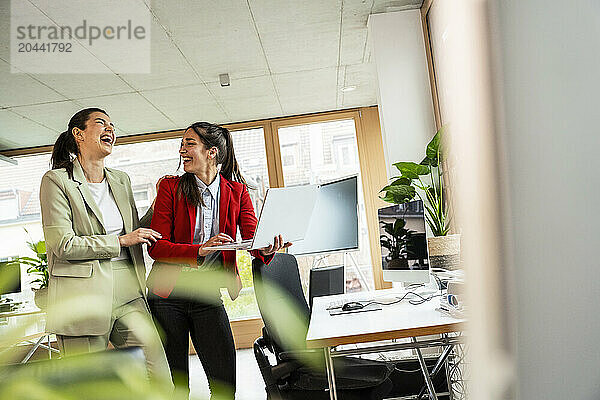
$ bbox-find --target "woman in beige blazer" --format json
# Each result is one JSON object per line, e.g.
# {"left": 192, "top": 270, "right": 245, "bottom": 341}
{"left": 40, "top": 108, "right": 171, "bottom": 384}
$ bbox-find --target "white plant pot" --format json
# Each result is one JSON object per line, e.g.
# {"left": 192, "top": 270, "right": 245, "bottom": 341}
{"left": 427, "top": 234, "right": 461, "bottom": 270}
{"left": 33, "top": 287, "right": 48, "bottom": 310}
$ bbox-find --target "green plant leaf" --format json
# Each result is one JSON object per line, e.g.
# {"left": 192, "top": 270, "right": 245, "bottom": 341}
{"left": 380, "top": 221, "right": 392, "bottom": 230}
{"left": 35, "top": 241, "right": 46, "bottom": 254}
{"left": 19, "top": 259, "right": 41, "bottom": 267}
{"left": 384, "top": 224, "right": 394, "bottom": 236}
{"left": 26, "top": 241, "right": 37, "bottom": 254}
{"left": 19, "top": 256, "right": 40, "bottom": 262}
{"left": 389, "top": 176, "right": 412, "bottom": 187}
{"left": 393, "top": 162, "right": 430, "bottom": 179}
{"left": 380, "top": 193, "right": 396, "bottom": 203}
{"left": 393, "top": 218, "right": 406, "bottom": 233}
{"left": 380, "top": 176, "right": 413, "bottom": 193}
{"left": 427, "top": 186, "right": 438, "bottom": 201}
{"left": 426, "top": 126, "right": 443, "bottom": 161}
{"left": 380, "top": 184, "right": 416, "bottom": 204}
{"left": 384, "top": 125, "right": 452, "bottom": 237}
{"left": 380, "top": 238, "right": 391, "bottom": 250}
{"left": 420, "top": 155, "right": 435, "bottom": 167}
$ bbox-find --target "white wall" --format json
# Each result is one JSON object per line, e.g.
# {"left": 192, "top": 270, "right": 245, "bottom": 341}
{"left": 491, "top": 1, "right": 600, "bottom": 398}
{"left": 368, "top": 10, "right": 436, "bottom": 180}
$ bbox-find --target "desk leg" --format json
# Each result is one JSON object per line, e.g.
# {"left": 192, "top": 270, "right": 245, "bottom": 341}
{"left": 324, "top": 347, "right": 338, "bottom": 400}
{"left": 417, "top": 343, "right": 454, "bottom": 400}
{"left": 21, "top": 335, "right": 46, "bottom": 364}
{"left": 412, "top": 337, "right": 439, "bottom": 400}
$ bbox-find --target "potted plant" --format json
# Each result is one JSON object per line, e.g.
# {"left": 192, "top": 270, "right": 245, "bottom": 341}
{"left": 18, "top": 231, "right": 49, "bottom": 309}
{"left": 380, "top": 217, "right": 416, "bottom": 270}
{"left": 380, "top": 127, "right": 460, "bottom": 270}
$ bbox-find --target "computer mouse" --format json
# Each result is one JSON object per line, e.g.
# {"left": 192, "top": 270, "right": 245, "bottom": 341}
{"left": 341, "top": 301, "right": 365, "bottom": 311}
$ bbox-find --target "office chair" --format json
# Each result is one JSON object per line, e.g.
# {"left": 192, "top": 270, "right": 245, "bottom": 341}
{"left": 252, "top": 253, "right": 395, "bottom": 400}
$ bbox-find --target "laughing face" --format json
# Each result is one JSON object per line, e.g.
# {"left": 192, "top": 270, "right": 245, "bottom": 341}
{"left": 73, "top": 111, "right": 115, "bottom": 159}
{"left": 179, "top": 128, "right": 217, "bottom": 175}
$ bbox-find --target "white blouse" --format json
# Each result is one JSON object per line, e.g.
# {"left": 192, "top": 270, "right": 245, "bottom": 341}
{"left": 87, "top": 179, "right": 128, "bottom": 261}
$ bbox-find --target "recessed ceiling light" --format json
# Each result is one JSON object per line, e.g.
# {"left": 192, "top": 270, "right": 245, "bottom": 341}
{"left": 341, "top": 86, "right": 356, "bottom": 92}
{"left": 219, "top": 73, "right": 230, "bottom": 87}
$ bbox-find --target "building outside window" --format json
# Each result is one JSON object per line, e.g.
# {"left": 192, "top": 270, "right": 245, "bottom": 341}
{"left": 0, "top": 153, "right": 52, "bottom": 298}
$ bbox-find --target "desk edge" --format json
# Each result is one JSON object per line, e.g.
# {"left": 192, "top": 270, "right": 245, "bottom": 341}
{"left": 306, "top": 321, "right": 465, "bottom": 349}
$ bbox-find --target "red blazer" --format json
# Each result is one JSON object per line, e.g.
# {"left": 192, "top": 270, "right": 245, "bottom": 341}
{"left": 147, "top": 175, "right": 273, "bottom": 299}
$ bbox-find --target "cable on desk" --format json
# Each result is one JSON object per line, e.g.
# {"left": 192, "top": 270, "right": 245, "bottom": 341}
{"left": 357, "top": 291, "right": 442, "bottom": 309}
{"left": 405, "top": 283, "right": 425, "bottom": 290}
{"left": 406, "top": 291, "right": 443, "bottom": 305}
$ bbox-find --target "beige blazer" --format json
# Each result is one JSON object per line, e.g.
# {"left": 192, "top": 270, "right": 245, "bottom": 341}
{"left": 40, "top": 159, "right": 152, "bottom": 336}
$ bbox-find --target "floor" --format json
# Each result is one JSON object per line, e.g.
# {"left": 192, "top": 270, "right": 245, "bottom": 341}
{"left": 189, "top": 348, "right": 266, "bottom": 400}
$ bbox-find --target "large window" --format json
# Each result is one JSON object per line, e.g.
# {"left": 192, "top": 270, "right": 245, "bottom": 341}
{"left": 229, "top": 128, "right": 270, "bottom": 216}
{"left": 0, "top": 153, "right": 52, "bottom": 299}
{"left": 223, "top": 127, "right": 269, "bottom": 320}
{"left": 275, "top": 119, "right": 375, "bottom": 294}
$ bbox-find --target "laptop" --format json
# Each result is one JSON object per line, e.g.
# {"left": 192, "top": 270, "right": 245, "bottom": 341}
{"left": 204, "top": 184, "right": 319, "bottom": 251}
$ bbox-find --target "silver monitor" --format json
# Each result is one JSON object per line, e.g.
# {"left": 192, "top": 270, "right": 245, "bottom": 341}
{"left": 379, "top": 200, "right": 430, "bottom": 284}
{"left": 289, "top": 175, "right": 359, "bottom": 256}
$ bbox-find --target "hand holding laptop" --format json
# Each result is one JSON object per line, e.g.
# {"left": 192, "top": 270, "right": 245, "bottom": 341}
{"left": 198, "top": 233, "right": 292, "bottom": 257}
{"left": 258, "top": 234, "right": 292, "bottom": 256}
{"left": 202, "top": 185, "right": 318, "bottom": 251}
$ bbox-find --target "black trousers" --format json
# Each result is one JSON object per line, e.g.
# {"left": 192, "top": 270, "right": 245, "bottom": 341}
{"left": 148, "top": 292, "right": 236, "bottom": 399}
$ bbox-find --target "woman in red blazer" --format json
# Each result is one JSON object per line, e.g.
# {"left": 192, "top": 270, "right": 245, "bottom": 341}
{"left": 146, "top": 122, "right": 289, "bottom": 399}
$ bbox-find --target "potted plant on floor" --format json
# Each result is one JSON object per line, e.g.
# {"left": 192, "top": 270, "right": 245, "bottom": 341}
{"left": 380, "top": 127, "right": 461, "bottom": 270}
{"left": 19, "top": 231, "right": 49, "bottom": 309}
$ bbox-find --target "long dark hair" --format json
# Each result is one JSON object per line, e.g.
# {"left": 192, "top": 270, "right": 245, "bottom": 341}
{"left": 51, "top": 108, "right": 108, "bottom": 178}
{"left": 177, "top": 122, "right": 247, "bottom": 207}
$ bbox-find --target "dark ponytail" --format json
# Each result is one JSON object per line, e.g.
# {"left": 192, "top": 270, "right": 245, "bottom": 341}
{"left": 177, "top": 122, "right": 250, "bottom": 207}
{"left": 220, "top": 128, "right": 246, "bottom": 185}
{"left": 51, "top": 107, "right": 108, "bottom": 178}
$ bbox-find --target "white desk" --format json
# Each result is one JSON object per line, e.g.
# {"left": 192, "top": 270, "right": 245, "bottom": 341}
{"left": 0, "top": 306, "right": 57, "bottom": 363}
{"left": 306, "top": 289, "right": 466, "bottom": 400}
